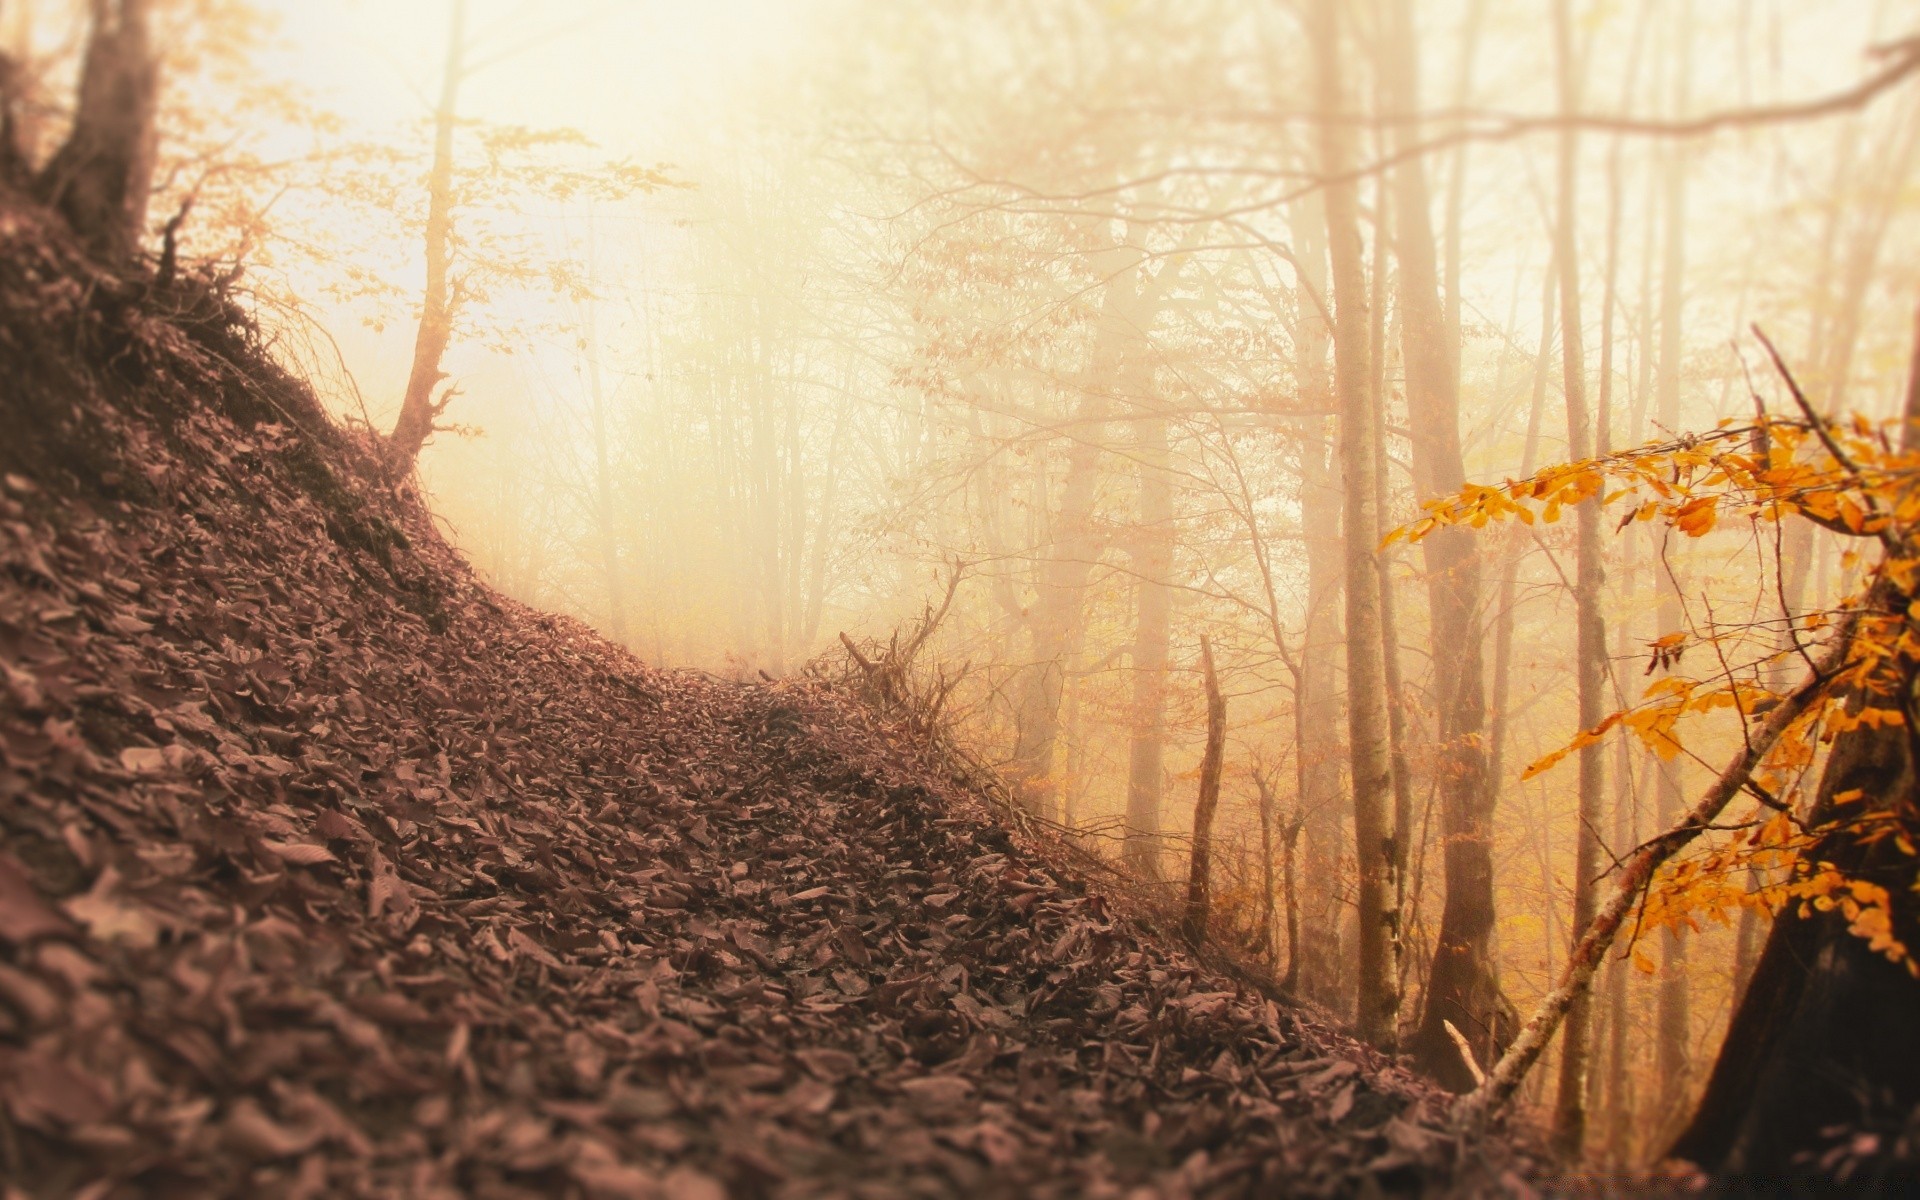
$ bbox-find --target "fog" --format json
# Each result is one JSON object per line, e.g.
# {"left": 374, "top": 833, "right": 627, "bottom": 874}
{"left": 11, "top": 0, "right": 1918, "bottom": 1164}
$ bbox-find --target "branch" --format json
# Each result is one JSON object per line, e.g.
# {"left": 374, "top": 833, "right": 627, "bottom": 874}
{"left": 919, "top": 39, "right": 1920, "bottom": 228}
{"left": 1752, "top": 325, "right": 1861, "bottom": 476}
{"left": 1453, "top": 608, "right": 1858, "bottom": 1130}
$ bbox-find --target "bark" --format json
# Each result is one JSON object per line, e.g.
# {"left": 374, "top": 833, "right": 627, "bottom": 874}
{"left": 1386, "top": 0, "right": 1509, "bottom": 1093}
{"left": 1183, "top": 636, "right": 1227, "bottom": 945}
{"left": 388, "top": 0, "right": 468, "bottom": 473}
{"left": 1290, "top": 194, "right": 1350, "bottom": 1013}
{"left": 1254, "top": 770, "right": 1304, "bottom": 985}
{"left": 1370, "top": 188, "right": 1414, "bottom": 1013}
{"left": 1605, "top": 528, "right": 1642, "bottom": 1162}
{"left": 37, "top": 0, "right": 155, "bottom": 264}
{"left": 1548, "top": 0, "right": 1608, "bottom": 1157}
{"left": 1282, "top": 805, "right": 1304, "bottom": 992}
{"left": 1123, "top": 411, "right": 1174, "bottom": 879}
{"left": 1255, "top": 771, "right": 1278, "bottom": 967}
{"left": 1311, "top": 0, "right": 1397, "bottom": 1048}
{"left": 1653, "top": 98, "right": 1692, "bottom": 1121}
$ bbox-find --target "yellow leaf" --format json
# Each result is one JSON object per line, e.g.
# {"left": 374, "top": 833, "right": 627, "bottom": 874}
{"left": 1674, "top": 496, "right": 1718, "bottom": 537}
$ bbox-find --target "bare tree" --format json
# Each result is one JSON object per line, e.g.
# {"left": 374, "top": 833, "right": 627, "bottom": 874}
{"left": 1547, "top": 0, "right": 1609, "bottom": 1156}
{"left": 1384, "top": 0, "right": 1511, "bottom": 1091}
{"left": 37, "top": 0, "right": 156, "bottom": 264}
{"left": 1310, "top": 0, "right": 1399, "bottom": 1048}
{"left": 1183, "top": 634, "right": 1226, "bottom": 945}
{"left": 387, "top": 0, "right": 468, "bottom": 472}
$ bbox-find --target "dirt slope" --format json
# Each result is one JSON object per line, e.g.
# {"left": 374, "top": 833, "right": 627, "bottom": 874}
{"left": 0, "top": 206, "right": 1524, "bottom": 1198}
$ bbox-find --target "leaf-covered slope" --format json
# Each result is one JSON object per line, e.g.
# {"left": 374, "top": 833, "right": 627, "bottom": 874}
{"left": 0, "top": 207, "right": 1513, "bottom": 1198}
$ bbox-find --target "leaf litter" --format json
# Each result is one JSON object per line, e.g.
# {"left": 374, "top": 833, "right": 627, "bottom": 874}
{"left": 0, "top": 206, "right": 1532, "bottom": 1197}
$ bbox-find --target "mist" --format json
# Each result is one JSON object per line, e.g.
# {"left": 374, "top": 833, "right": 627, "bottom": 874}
{"left": 4, "top": 0, "right": 1919, "bottom": 1183}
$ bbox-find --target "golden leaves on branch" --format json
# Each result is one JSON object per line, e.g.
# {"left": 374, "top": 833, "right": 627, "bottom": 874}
{"left": 1384, "top": 416, "right": 1920, "bottom": 551}
{"left": 1397, "top": 408, "right": 1920, "bottom": 980}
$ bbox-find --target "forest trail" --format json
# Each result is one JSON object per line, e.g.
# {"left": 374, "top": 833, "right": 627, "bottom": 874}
{"left": 0, "top": 210, "right": 1526, "bottom": 1197}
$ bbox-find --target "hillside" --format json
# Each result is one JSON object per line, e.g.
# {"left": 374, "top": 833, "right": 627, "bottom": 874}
{"left": 0, "top": 207, "right": 1525, "bottom": 1198}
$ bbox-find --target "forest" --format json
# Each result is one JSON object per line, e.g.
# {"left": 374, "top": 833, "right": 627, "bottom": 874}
{"left": 1, "top": 0, "right": 1919, "bottom": 1195}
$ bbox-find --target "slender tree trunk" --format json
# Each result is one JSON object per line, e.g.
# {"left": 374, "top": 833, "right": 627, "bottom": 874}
{"left": 1183, "top": 636, "right": 1227, "bottom": 945}
{"left": 1255, "top": 770, "right": 1279, "bottom": 969}
{"left": 1487, "top": 260, "right": 1557, "bottom": 795}
{"left": 1124, "top": 410, "right": 1174, "bottom": 879}
{"left": 37, "top": 0, "right": 155, "bottom": 264}
{"left": 1604, "top": 554, "right": 1639, "bottom": 1164}
{"left": 1371, "top": 180, "right": 1415, "bottom": 1021}
{"left": 388, "top": 0, "right": 468, "bottom": 472}
{"left": 1010, "top": 244, "right": 1169, "bottom": 818}
{"left": 1290, "top": 194, "right": 1350, "bottom": 1013}
{"left": 1311, "top": 0, "right": 1397, "bottom": 1048}
{"left": 1282, "top": 809, "right": 1304, "bottom": 992}
{"left": 1441, "top": 0, "right": 1487, "bottom": 373}
{"left": 1605, "top": 398, "right": 1650, "bottom": 1163}
{"left": 582, "top": 213, "right": 628, "bottom": 645}
{"left": 1653, "top": 38, "right": 1694, "bottom": 1120}
{"left": 1386, "top": 0, "right": 1508, "bottom": 1091}
{"left": 1548, "top": 0, "right": 1609, "bottom": 1158}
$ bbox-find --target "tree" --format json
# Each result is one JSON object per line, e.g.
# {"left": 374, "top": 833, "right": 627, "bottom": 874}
{"left": 1547, "top": 0, "right": 1609, "bottom": 1156}
{"left": 1651, "top": 11, "right": 1695, "bottom": 1114}
{"left": 1309, "top": 0, "right": 1398, "bottom": 1049}
{"left": 1183, "top": 634, "right": 1227, "bottom": 944}
{"left": 1406, "top": 341, "right": 1920, "bottom": 1185}
{"left": 1384, "top": 0, "right": 1510, "bottom": 1092}
{"left": 1007, "top": 236, "right": 1174, "bottom": 819}
{"left": 380, "top": 1, "right": 675, "bottom": 474}
{"left": 37, "top": 0, "right": 157, "bottom": 264}
{"left": 1670, "top": 324, "right": 1920, "bottom": 1187}
{"left": 1123, "top": 404, "right": 1175, "bottom": 879}
{"left": 385, "top": 0, "right": 468, "bottom": 472}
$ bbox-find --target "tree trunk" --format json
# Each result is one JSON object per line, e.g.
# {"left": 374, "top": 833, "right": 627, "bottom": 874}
{"left": 1183, "top": 635, "right": 1227, "bottom": 945}
{"left": 1310, "top": 0, "right": 1398, "bottom": 1049}
{"left": 1671, "top": 684, "right": 1920, "bottom": 1186}
{"left": 0, "top": 4, "right": 28, "bottom": 187}
{"left": 37, "top": 0, "right": 155, "bottom": 265}
{"left": 1009, "top": 243, "right": 1168, "bottom": 818}
{"left": 1370, "top": 179, "right": 1415, "bottom": 1020}
{"left": 1255, "top": 770, "right": 1279, "bottom": 968}
{"left": 1606, "top": 531, "right": 1644, "bottom": 1163}
{"left": 388, "top": 0, "right": 468, "bottom": 473}
{"left": 582, "top": 212, "right": 628, "bottom": 645}
{"left": 1385, "top": 0, "right": 1509, "bottom": 1092}
{"left": 1548, "top": 0, "right": 1608, "bottom": 1157}
{"left": 1282, "top": 807, "right": 1304, "bottom": 992}
{"left": 1653, "top": 90, "right": 1693, "bottom": 1128}
{"left": 1124, "top": 410, "right": 1174, "bottom": 879}
{"left": 1673, "top": 308, "right": 1920, "bottom": 1187}
{"left": 1487, "top": 260, "right": 1558, "bottom": 792}
{"left": 1289, "top": 191, "right": 1350, "bottom": 1014}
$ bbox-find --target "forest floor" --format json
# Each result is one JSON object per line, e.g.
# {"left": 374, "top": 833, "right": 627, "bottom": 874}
{"left": 0, "top": 204, "right": 1539, "bottom": 1197}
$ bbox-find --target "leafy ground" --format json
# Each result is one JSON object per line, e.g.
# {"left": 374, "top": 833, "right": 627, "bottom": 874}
{"left": 0, "top": 205, "right": 1532, "bottom": 1198}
